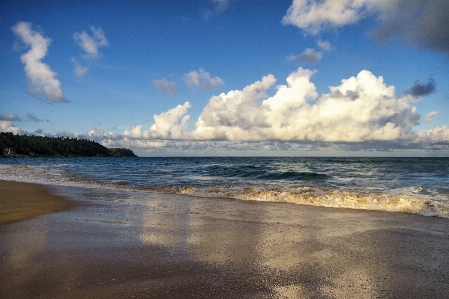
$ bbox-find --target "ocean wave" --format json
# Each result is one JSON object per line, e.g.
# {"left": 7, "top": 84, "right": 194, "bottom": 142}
{"left": 1, "top": 164, "right": 448, "bottom": 218}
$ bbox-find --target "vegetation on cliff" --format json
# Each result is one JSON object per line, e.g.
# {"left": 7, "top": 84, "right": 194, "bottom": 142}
{"left": 0, "top": 132, "right": 137, "bottom": 157}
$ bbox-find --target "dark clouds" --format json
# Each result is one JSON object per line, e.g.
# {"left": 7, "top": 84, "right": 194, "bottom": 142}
{"left": 370, "top": 0, "right": 449, "bottom": 55}
{"left": 0, "top": 114, "right": 21, "bottom": 121}
{"left": 283, "top": 0, "right": 449, "bottom": 56}
{"left": 26, "top": 113, "right": 45, "bottom": 122}
{"left": 289, "top": 48, "right": 323, "bottom": 63}
{"left": 407, "top": 78, "right": 436, "bottom": 97}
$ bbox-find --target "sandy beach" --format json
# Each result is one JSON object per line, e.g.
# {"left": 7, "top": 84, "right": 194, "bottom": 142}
{"left": 1, "top": 182, "right": 449, "bottom": 298}
{"left": 0, "top": 180, "right": 75, "bottom": 226}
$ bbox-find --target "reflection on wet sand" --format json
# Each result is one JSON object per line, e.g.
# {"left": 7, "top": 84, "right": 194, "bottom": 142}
{"left": 1, "top": 186, "right": 449, "bottom": 298}
{"left": 134, "top": 192, "right": 449, "bottom": 298}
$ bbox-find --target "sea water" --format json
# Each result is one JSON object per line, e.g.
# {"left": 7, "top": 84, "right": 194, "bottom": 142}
{"left": 1, "top": 157, "right": 448, "bottom": 217}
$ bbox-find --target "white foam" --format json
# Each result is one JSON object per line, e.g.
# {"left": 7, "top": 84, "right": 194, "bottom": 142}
{"left": 1, "top": 164, "right": 448, "bottom": 218}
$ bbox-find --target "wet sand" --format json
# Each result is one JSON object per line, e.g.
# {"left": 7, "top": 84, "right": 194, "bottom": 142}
{"left": 0, "top": 180, "right": 75, "bottom": 226}
{"left": 0, "top": 183, "right": 449, "bottom": 298}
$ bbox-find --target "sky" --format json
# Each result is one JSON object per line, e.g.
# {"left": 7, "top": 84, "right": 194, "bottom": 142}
{"left": 1, "top": 0, "right": 448, "bottom": 157}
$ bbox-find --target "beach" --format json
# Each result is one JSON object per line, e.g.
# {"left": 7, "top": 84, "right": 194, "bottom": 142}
{"left": 1, "top": 181, "right": 448, "bottom": 298}
{"left": 0, "top": 180, "right": 75, "bottom": 226}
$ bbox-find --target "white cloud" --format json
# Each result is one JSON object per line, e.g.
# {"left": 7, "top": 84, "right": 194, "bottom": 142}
{"left": 416, "top": 126, "right": 449, "bottom": 144}
{"left": 193, "top": 67, "right": 421, "bottom": 143}
{"left": 317, "top": 40, "right": 332, "bottom": 51}
{"left": 424, "top": 111, "right": 438, "bottom": 123}
{"left": 183, "top": 68, "right": 224, "bottom": 90}
{"left": 282, "top": 0, "right": 374, "bottom": 34}
{"left": 202, "top": 0, "right": 230, "bottom": 19}
{"left": 11, "top": 22, "right": 65, "bottom": 102}
{"left": 124, "top": 102, "right": 191, "bottom": 140}
{"left": 88, "top": 126, "right": 105, "bottom": 138}
{"left": 282, "top": 0, "right": 449, "bottom": 55}
{"left": 0, "top": 114, "right": 22, "bottom": 134}
{"left": 289, "top": 48, "right": 323, "bottom": 63}
{"left": 152, "top": 79, "right": 177, "bottom": 93}
{"left": 73, "top": 26, "right": 109, "bottom": 58}
{"left": 193, "top": 74, "right": 277, "bottom": 140}
{"left": 118, "top": 68, "right": 447, "bottom": 148}
{"left": 22, "top": 68, "right": 447, "bottom": 154}
{"left": 71, "top": 58, "right": 89, "bottom": 78}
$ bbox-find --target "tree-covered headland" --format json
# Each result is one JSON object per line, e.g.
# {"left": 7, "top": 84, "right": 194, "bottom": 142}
{"left": 0, "top": 132, "right": 137, "bottom": 157}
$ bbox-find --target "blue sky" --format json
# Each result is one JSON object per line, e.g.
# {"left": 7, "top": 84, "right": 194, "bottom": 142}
{"left": 1, "top": 0, "right": 448, "bottom": 156}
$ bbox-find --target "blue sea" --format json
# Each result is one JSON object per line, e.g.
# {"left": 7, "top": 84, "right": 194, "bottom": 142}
{"left": 1, "top": 157, "right": 448, "bottom": 217}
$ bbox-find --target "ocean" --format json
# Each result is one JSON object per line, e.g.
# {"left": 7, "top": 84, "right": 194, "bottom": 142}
{"left": 1, "top": 157, "right": 448, "bottom": 218}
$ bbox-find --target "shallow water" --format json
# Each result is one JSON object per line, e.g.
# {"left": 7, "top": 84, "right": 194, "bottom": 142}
{"left": 1, "top": 157, "right": 448, "bottom": 217}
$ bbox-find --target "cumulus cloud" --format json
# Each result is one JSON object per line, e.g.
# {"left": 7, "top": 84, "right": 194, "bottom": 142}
{"left": 120, "top": 68, "right": 448, "bottom": 148}
{"left": 407, "top": 78, "right": 436, "bottom": 97}
{"left": 73, "top": 26, "right": 109, "bottom": 59}
{"left": 416, "top": 126, "right": 449, "bottom": 144}
{"left": 193, "top": 67, "right": 422, "bottom": 142}
{"left": 424, "top": 111, "right": 438, "bottom": 123}
{"left": 183, "top": 68, "right": 224, "bottom": 90}
{"left": 0, "top": 114, "right": 22, "bottom": 134}
{"left": 282, "top": 0, "right": 449, "bottom": 55}
{"left": 11, "top": 22, "right": 66, "bottom": 102}
{"left": 32, "top": 68, "right": 447, "bottom": 153}
{"left": 202, "top": 0, "right": 230, "bottom": 19}
{"left": 124, "top": 102, "right": 191, "bottom": 140}
{"left": 152, "top": 79, "right": 177, "bottom": 94}
{"left": 282, "top": 0, "right": 372, "bottom": 34}
{"left": 289, "top": 48, "right": 323, "bottom": 63}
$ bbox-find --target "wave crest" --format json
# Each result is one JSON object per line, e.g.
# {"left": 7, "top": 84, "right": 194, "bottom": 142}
{"left": 1, "top": 164, "right": 447, "bottom": 218}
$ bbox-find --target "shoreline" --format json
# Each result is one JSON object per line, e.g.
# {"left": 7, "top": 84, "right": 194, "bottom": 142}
{"left": 1, "top": 182, "right": 449, "bottom": 298}
{"left": 0, "top": 180, "right": 75, "bottom": 226}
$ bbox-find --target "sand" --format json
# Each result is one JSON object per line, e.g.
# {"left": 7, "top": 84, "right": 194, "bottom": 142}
{"left": 0, "top": 180, "right": 75, "bottom": 226}
{"left": 1, "top": 182, "right": 449, "bottom": 298}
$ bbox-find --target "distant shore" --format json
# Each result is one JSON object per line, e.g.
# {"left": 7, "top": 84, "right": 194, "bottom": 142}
{"left": 0, "top": 180, "right": 75, "bottom": 226}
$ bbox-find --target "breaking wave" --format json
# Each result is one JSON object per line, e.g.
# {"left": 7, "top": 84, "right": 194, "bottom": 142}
{"left": 1, "top": 164, "right": 448, "bottom": 218}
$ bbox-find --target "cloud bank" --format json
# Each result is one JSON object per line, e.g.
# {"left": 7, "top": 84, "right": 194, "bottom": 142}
{"left": 193, "top": 67, "right": 421, "bottom": 142}
{"left": 282, "top": 0, "right": 449, "bottom": 55}
{"left": 11, "top": 22, "right": 65, "bottom": 102}
{"left": 6, "top": 65, "right": 447, "bottom": 154}
{"left": 119, "top": 68, "right": 448, "bottom": 151}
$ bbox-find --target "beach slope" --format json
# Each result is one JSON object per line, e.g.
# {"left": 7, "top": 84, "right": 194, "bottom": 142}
{"left": 0, "top": 180, "right": 74, "bottom": 226}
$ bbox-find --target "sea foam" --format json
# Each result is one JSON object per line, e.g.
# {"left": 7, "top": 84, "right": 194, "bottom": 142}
{"left": 1, "top": 164, "right": 447, "bottom": 218}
